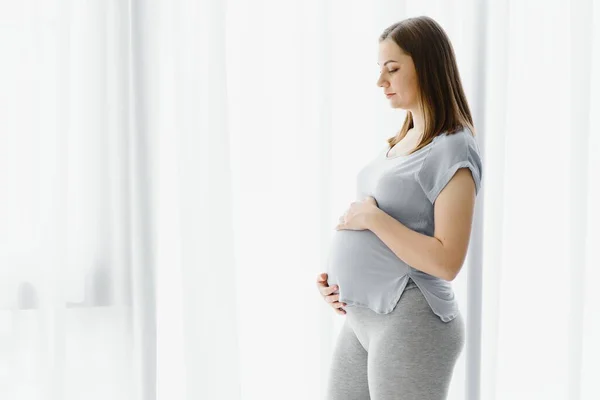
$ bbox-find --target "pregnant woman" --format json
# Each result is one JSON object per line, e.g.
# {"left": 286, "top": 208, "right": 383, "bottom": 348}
{"left": 316, "top": 16, "right": 483, "bottom": 400}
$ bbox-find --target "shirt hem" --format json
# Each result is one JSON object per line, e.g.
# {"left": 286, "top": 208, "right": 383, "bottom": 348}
{"left": 340, "top": 276, "right": 459, "bottom": 323}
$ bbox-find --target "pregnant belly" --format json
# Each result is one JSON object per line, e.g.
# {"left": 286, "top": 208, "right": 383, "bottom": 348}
{"left": 326, "top": 229, "right": 411, "bottom": 292}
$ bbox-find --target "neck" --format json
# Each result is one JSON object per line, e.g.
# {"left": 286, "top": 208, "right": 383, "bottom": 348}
{"left": 410, "top": 111, "right": 424, "bottom": 137}
{"left": 412, "top": 112, "right": 425, "bottom": 132}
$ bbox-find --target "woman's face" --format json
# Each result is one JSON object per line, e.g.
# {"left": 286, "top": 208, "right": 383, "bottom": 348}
{"left": 376, "top": 39, "right": 419, "bottom": 110}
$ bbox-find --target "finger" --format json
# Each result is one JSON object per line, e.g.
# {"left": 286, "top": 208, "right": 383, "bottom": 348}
{"left": 320, "top": 284, "right": 337, "bottom": 296}
{"left": 319, "top": 284, "right": 338, "bottom": 296}
{"left": 325, "top": 285, "right": 339, "bottom": 296}
{"left": 326, "top": 294, "right": 340, "bottom": 303}
{"left": 335, "top": 308, "right": 346, "bottom": 315}
{"left": 331, "top": 301, "right": 347, "bottom": 309}
{"left": 316, "top": 277, "right": 330, "bottom": 289}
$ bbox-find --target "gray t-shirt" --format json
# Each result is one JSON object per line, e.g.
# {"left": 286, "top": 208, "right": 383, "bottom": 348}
{"left": 326, "top": 127, "right": 483, "bottom": 322}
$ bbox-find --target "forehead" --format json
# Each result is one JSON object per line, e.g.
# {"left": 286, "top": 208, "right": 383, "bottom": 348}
{"left": 377, "top": 40, "right": 405, "bottom": 64}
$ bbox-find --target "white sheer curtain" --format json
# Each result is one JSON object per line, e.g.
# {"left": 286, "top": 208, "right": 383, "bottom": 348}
{"left": 1, "top": 1, "right": 154, "bottom": 399}
{"left": 1, "top": 1, "right": 599, "bottom": 400}
{"left": 482, "top": 1, "right": 600, "bottom": 399}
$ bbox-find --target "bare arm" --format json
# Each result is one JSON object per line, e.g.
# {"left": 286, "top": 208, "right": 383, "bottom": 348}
{"left": 366, "top": 168, "right": 477, "bottom": 281}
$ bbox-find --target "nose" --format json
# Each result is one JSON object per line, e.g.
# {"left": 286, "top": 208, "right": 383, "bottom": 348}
{"left": 377, "top": 75, "right": 388, "bottom": 88}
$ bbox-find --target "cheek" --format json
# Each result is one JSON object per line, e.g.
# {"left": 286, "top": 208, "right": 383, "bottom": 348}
{"left": 393, "top": 75, "right": 418, "bottom": 98}
{"left": 390, "top": 76, "right": 418, "bottom": 107}
{"left": 389, "top": 79, "right": 404, "bottom": 100}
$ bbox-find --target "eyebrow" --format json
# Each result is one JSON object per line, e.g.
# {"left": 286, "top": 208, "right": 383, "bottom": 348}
{"left": 377, "top": 59, "right": 397, "bottom": 66}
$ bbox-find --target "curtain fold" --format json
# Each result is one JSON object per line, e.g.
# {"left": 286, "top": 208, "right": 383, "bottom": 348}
{"left": 1, "top": 0, "right": 147, "bottom": 399}
{"left": 153, "top": 0, "right": 242, "bottom": 398}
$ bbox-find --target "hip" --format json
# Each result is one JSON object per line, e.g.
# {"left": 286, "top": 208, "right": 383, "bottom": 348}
{"left": 345, "top": 281, "right": 465, "bottom": 353}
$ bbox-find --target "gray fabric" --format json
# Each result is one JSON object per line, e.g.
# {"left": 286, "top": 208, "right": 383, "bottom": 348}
{"left": 325, "top": 278, "right": 465, "bottom": 399}
{"left": 326, "top": 127, "right": 483, "bottom": 322}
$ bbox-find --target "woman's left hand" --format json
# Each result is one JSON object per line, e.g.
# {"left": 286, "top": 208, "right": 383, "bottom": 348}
{"left": 335, "top": 196, "right": 380, "bottom": 231}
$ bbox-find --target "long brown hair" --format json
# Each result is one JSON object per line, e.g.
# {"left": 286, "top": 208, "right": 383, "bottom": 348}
{"left": 380, "top": 16, "right": 475, "bottom": 154}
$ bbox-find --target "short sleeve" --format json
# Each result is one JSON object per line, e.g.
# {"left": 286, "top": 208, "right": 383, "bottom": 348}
{"left": 416, "top": 130, "right": 483, "bottom": 205}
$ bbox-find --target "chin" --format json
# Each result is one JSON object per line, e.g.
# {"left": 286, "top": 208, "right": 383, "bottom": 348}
{"left": 389, "top": 99, "right": 405, "bottom": 109}
{"left": 392, "top": 100, "right": 413, "bottom": 110}
{"left": 392, "top": 103, "right": 407, "bottom": 110}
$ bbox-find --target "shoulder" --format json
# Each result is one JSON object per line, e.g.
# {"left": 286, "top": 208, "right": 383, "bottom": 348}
{"left": 430, "top": 127, "right": 479, "bottom": 156}
{"left": 422, "top": 127, "right": 482, "bottom": 173}
{"left": 416, "top": 127, "right": 483, "bottom": 203}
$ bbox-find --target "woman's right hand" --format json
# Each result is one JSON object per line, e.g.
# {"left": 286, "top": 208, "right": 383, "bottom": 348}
{"left": 316, "top": 273, "right": 347, "bottom": 315}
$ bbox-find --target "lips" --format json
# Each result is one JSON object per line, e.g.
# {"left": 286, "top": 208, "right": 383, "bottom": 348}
{"left": 386, "top": 93, "right": 396, "bottom": 97}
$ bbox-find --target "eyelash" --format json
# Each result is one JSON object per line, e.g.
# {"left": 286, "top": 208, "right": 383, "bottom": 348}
{"left": 389, "top": 69, "right": 398, "bottom": 73}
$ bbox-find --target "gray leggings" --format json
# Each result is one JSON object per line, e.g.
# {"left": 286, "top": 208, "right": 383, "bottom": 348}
{"left": 325, "top": 278, "right": 465, "bottom": 400}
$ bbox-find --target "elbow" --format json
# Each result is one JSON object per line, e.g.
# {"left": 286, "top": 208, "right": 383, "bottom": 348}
{"left": 434, "top": 239, "right": 463, "bottom": 281}
{"left": 445, "top": 262, "right": 462, "bottom": 282}
{"left": 446, "top": 269, "right": 457, "bottom": 282}
{"left": 441, "top": 258, "right": 461, "bottom": 282}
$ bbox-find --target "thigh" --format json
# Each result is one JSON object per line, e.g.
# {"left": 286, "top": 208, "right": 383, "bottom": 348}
{"left": 326, "top": 319, "right": 371, "bottom": 400}
{"left": 367, "top": 290, "right": 465, "bottom": 400}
